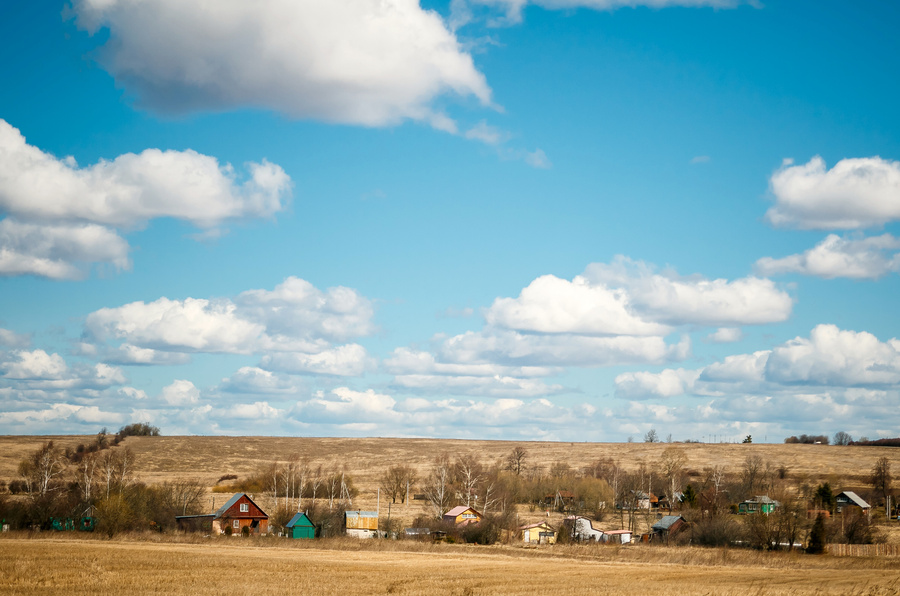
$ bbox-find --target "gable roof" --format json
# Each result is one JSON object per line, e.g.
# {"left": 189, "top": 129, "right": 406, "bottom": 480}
{"left": 652, "top": 515, "right": 685, "bottom": 531}
{"left": 286, "top": 512, "right": 314, "bottom": 528}
{"left": 836, "top": 491, "right": 871, "bottom": 509}
{"left": 519, "top": 522, "right": 554, "bottom": 531}
{"left": 214, "top": 493, "right": 266, "bottom": 518}
{"left": 742, "top": 495, "right": 779, "bottom": 505}
{"left": 444, "top": 505, "right": 480, "bottom": 518}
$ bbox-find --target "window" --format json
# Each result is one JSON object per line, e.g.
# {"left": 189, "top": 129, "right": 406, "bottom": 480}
{"left": 240, "top": 503, "right": 249, "bottom": 512}
{"left": 233, "top": 520, "right": 240, "bottom": 529}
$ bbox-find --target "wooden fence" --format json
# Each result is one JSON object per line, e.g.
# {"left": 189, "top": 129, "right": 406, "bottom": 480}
{"left": 828, "top": 543, "right": 900, "bottom": 557}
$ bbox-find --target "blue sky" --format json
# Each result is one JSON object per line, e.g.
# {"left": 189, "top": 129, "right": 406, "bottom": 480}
{"left": 1, "top": 0, "right": 899, "bottom": 442}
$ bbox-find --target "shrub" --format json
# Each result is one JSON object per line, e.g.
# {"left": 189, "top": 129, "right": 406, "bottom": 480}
{"left": 225, "top": 525, "right": 233, "bottom": 536}
{"left": 241, "top": 526, "right": 250, "bottom": 537}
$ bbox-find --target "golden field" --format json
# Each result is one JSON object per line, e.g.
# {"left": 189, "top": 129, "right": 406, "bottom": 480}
{"left": 2, "top": 535, "right": 900, "bottom": 596}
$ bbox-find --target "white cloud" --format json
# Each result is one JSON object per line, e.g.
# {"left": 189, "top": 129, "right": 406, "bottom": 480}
{"left": 455, "top": 0, "right": 743, "bottom": 26}
{"left": 583, "top": 257, "right": 793, "bottom": 326}
{"left": 465, "top": 120, "right": 507, "bottom": 145}
{"left": 2, "top": 350, "right": 68, "bottom": 380}
{"left": 765, "top": 324, "right": 900, "bottom": 387}
{"left": 707, "top": 327, "right": 743, "bottom": 343}
{"left": 71, "top": 0, "right": 491, "bottom": 129}
{"left": 439, "top": 328, "right": 689, "bottom": 367}
{"left": 262, "top": 344, "right": 374, "bottom": 377}
{"left": 235, "top": 277, "right": 375, "bottom": 344}
{"left": 486, "top": 274, "right": 671, "bottom": 336}
{"left": 385, "top": 347, "right": 560, "bottom": 378}
{"left": 615, "top": 368, "right": 700, "bottom": 399}
{"left": 767, "top": 156, "right": 900, "bottom": 230}
{"left": 105, "top": 344, "right": 193, "bottom": 365}
{"left": 0, "top": 119, "right": 290, "bottom": 279}
{"left": 161, "top": 379, "right": 201, "bottom": 406}
{"left": 392, "top": 373, "right": 563, "bottom": 398}
{"left": 219, "top": 367, "right": 299, "bottom": 395}
{"left": 0, "top": 328, "right": 30, "bottom": 348}
{"left": 524, "top": 148, "right": 551, "bottom": 169}
{"left": 0, "top": 219, "right": 130, "bottom": 280}
{"left": 85, "top": 297, "right": 266, "bottom": 354}
{"left": 755, "top": 233, "right": 900, "bottom": 279}
{"left": 0, "top": 119, "right": 290, "bottom": 229}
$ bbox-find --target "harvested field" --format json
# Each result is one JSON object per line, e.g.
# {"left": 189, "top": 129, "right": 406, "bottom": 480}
{"left": 2, "top": 536, "right": 900, "bottom": 596}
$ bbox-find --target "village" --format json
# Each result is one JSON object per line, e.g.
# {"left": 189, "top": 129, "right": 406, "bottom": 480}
{"left": 3, "top": 429, "right": 895, "bottom": 555}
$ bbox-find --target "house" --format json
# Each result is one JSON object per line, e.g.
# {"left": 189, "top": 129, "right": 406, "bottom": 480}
{"left": 519, "top": 521, "right": 556, "bottom": 544}
{"left": 651, "top": 515, "right": 686, "bottom": 543}
{"left": 738, "top": 496, "right": 780, "bottom": 514}
{"left": 629, "top": 490, "right": 659, "bottom": 510}
{"left": 544, "top": 490, "right": 576, "bottom": 509}
{"left": 564, "top": 515, "right": 604, "bottom": 542}
{"left": 345, "top": 510, "right": 379, "bottom": 538}
{"left": 177, "top": 493, "right": 269, "bottom": 535}
{"left": 213, "top": 493, "right": 268, "bottom": 535}
{"left": 602, "top": 529, "right": 632, "bottom": 545}
{"left": 835, "top": 491, "right": 871, "bottom": 514}
{"left": 443, "top": 506, "right": 482, "bottom": 526}
{"left": 285, "top": 512, "right": 315, "bottom": 539}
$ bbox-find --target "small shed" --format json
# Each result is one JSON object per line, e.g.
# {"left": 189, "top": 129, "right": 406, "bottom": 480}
{"left": 602, "top": 529, "right": 633, "bottom": 545}
{"left": 285, "top": 512, "right": 315, "bottom": 539}
{"left": 443, "top": 506, "right": 482, "bottom": 526}
{"left": 345, "top": 511, "right": 379, "bottom": 538}
{"left": 738, "top": 496, "right": 780, "bottom": 514}
{"left": 835, "top": 491, "right": 871, "bottom": 514}
{"left": 651, "top": 515, "right": 686, "bottom": 543}
{"left": 519, "top": 521, "right": 556, "bottom": 544}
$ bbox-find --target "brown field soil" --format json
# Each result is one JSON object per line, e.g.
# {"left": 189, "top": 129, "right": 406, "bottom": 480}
{"left": 2, "top": 436, "right": 898, "bottom": 530}
{"left": 2, "top": 536, "right": 900, "bottom": 596}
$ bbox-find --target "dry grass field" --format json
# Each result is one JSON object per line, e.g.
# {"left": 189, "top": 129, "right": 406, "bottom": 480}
{"left": 2, "top": 536, "right": 900, "bottom": 596}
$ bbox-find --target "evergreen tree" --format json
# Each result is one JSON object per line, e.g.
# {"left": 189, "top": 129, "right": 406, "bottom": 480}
{"left": 807, "top": 513, "right": 826, "bottom": 554}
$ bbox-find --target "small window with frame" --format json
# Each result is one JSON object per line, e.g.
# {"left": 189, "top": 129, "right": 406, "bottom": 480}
{"left": 240, "top": 503, "right": 249, "bottom": 512}
{"left": 233, "top": 520, "right": 240, "bottom": 529}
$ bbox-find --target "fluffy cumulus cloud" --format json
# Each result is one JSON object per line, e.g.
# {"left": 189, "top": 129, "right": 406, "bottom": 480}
{"left": 71, "top": 0, "right": 491, "bottom": 130}
{"left": 615, "top": 325, "right": 900, "bottom": 398}
{"left": 766, "top": 156, "right": 900, "bottom": 230}
{"left": 755, "top": 233, "right": 900, "bottom": 280}
{"left": 0, "top": 119, "right": 290, "bottom": 279}
{"left": 83, "top": 277, "right": 375, "bottom": 376}
{"left": 582, "top": 257, "right": 793, "bottom": 327}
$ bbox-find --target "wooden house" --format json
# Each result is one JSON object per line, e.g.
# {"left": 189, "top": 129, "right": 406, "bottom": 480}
{"left": 651, "top": 515, "right": 686, "bottom": 543}
{"left": 835, "top": 491, "right": 871, "bottom": 514}
{"left": 285, "top": 512, "right": 315, "bottom": 539}
{"left": 738, "top": 495, "right": 780, "bottom": 514}
{"left": 443, "top": 506, "right": 482, "bottom": 526}
{"left": 630, "top": 490, "right": 659, "bottom": 510}
{"left": 211, "top": 493, "right": 268, "bottom": 535}
{"left": 345, "top": 510, "right": 379, "bottom": 538}
{"left": 519, "top": 521, "right": 556, "bottom": 544}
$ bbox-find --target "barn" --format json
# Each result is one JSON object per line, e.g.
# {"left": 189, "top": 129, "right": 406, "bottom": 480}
{"left": 285, "top": 512, "right": 315, "bottom": 539}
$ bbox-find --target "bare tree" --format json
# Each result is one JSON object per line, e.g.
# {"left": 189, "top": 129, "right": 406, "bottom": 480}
{"left": 741, "top": 454, "right": 764, "bottom": 496}
{"left": 379, "top": 464, "right": 417, "bottom": 504}
{"left": 833, "top": 431, "right": 853, "bottom": 446}
{"left": 871, "top": 457, "right": 892, "bottom": 505}
{"left": 424, "top": 453, "right": 453, "bottom": 518}
{"left": 99, "top": 447, "right": 135, "bottom": 498}
{"left": 644, "top": 428, "right": 659, "bottom": 443}
{"left": 18, "top": 441, "right": 66, "bottom": 499}
{"left": 504, "top": 446, "right": 528, "bottom": 475}
{"left": 76, "top": 451, "right": 99, "bottom": 503}
{"left": 455, "top": 454, "right": 483, "bottom": 508}
{"left": 659, "top": 447, "right": 687, "bottom": 511}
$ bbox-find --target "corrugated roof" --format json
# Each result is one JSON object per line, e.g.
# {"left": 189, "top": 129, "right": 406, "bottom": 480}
{"left": 345, "top": 511, "right": 378, "bottom": 518}
{"left": 214, "top": 493, "right": 244, "bottom": 518}
{"left": 652, "top": 515, "right": 684, "bottom": 531}
{"left": 837, "top": 491, "right": 870, "bottom": 509}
